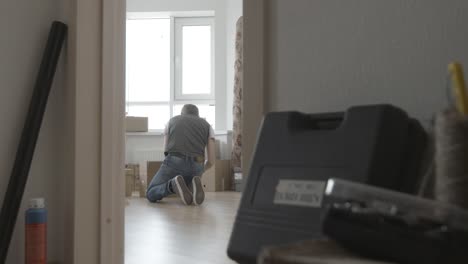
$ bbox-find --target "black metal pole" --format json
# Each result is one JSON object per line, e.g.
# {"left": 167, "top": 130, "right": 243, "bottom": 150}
{"left": 0, "top": 21, "right": 67, "bottom": 263}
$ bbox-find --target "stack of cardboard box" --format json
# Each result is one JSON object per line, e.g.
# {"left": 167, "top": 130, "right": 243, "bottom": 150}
{"left": 125, "top": 168, "right": 134, "bottom": 197}
{"left": 201, "top": 160, "right": 232, "bottom": 192}
{"left": 125, "top": 163, "right": 140, "bottom": 197}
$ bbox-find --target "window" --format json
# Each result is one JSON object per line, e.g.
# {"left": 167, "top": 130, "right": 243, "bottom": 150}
{"left": 175, "top": 18, "right": 215, "bottom": 100}
{"left": 126, "top": 16, "right": 215, "bottom": 130}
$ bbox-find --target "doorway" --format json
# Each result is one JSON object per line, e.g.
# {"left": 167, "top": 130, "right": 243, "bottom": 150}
{"left": 122, "top": 1, "right": 243, "bottom": 263}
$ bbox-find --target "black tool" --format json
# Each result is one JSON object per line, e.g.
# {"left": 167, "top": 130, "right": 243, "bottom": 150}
{"left": 323, "top": 201, "right": 468, "bottom": 264}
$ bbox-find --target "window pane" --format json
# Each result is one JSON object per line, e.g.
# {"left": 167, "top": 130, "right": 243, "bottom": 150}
{"left": 182, "top": 25, "right": 212, "bottom": 95}
{"left": 127, "top": 105, "right": 170, "bottom": 130}
{"left": 126, "top": 19, "right": 170, "bottom": 102}
{"left": 173, "top": 104, "right": 215, "bottom": 128}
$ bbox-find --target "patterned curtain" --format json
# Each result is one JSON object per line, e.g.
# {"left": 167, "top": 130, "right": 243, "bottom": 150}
{"left": 231, "top": 17, "right": 243, "bottom": 185}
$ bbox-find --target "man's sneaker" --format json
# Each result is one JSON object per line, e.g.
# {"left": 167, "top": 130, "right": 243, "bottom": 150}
{"left": 171, "top": 175, "right": 193, "bottom": 205}
{"left": 192, "top": 176, "right": 205, "bottom": 205}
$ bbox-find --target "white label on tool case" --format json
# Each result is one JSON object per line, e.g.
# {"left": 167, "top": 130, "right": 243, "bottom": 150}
{"left": 273, "top": 180, "right": 326, "bottom": 207}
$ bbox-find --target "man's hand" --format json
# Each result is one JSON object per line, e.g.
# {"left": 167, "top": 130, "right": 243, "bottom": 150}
{"left": 204, "top": 160, "right": 213, "bottom": 171}
{"left": 204, "top": 138, "right": 215, "bottom": 171}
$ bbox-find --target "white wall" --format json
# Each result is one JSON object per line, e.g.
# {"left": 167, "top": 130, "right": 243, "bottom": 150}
{"left": 265, "top": 0, "right": 468, "bottom": 127}
{"left": 225, "top": 0, "right": 243, "bottom": 129}
{"left": 0, "top": 0, "right": 73, "bottom": 263}
{"left": 127, "top": 0, "right": 239, "bottom": 131}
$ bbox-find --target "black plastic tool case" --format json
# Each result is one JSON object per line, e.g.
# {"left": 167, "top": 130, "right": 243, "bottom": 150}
{"left": 227, "top": 104, "right": 427, "bottom": 263}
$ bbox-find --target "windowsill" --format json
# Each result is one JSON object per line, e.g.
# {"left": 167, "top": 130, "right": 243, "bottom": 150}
{"left": 126, "top": 130, "right": 231, "bottom": 136}
{"left": 126, "top": 131, "right": 164, "bottom": 136}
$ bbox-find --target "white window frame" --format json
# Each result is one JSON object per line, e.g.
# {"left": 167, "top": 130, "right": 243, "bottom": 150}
{"left": 174, "top": 17, "right": 215, "bottom": 101}
{"left": 125, "top": 15, "right": 216, "bottom": 131}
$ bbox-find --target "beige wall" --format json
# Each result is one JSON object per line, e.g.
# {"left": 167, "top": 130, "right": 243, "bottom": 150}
{"left": 243, "top": 0, "right": 468, "bottom": 174}
{"left": 265, "top": 0, "right": 468, "bottom": 127}
{"left": 58, "top": 0, "right": 76, "bottom": 262}
{"left": 0, "top": 0, "right": 75, "bottom": 263}
{"left": 0, "top": 0, "right": 105, "bottom": 263}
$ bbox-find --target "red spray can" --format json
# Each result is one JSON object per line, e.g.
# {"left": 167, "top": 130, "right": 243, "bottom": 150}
{"left": 25, "top": 198, "right": 47, "bottom": 264}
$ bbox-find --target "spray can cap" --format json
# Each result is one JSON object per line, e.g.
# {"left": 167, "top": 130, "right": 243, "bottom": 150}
{"left": 29, "top": 198, "right": 45, "bottom": 209}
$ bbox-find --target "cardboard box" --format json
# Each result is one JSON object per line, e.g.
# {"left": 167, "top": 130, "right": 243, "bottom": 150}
{"left": 147, "top": 161, "right": 163, "bottom": 185}
{"left": 202, "top": 160, "right": 232, "bottom": 192}
{"left": 126, "top": 116, "right": 148, "bottom": 132}
{"left": 139, "top": 179, "right": 147, "bottom": 198}
{"left": 125, "top": 168, "right": 134, "bottom": 197}
{"left": 126, "top": 163, "right": 140, "bottom": 190}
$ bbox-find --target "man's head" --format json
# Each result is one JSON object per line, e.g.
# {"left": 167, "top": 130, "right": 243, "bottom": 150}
{"left": 181, "top": 104, "right": 199, "bottom": 117}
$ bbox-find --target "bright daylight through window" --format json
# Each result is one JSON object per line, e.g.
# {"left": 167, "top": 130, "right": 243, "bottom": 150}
{"left": 126, "top": 17, "right": 215, "bottom": 130}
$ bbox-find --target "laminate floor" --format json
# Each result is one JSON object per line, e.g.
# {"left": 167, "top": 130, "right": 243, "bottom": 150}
{"left": 125, "top": 192, "right": 241, "bottom": 264}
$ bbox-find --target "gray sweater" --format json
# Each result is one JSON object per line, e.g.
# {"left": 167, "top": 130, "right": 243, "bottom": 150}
{"left": 164, "top": 114, "right": 212, "bottom": 157}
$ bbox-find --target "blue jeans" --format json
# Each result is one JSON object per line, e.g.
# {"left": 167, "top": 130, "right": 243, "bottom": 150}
{"left": 146, "top": 155, "right": 204, "bottom": 202}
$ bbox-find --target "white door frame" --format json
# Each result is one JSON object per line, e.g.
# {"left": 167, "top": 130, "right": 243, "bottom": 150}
{"left": 98, "top": 0, "right": 267, "bottom": 262}
{"left": 100, "top": 0, "right": 126, "bottom": 263}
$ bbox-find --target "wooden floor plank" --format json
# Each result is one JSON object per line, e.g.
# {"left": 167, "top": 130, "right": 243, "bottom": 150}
{"left": 125, "top": 192, "right": 241, "bottom": 264}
